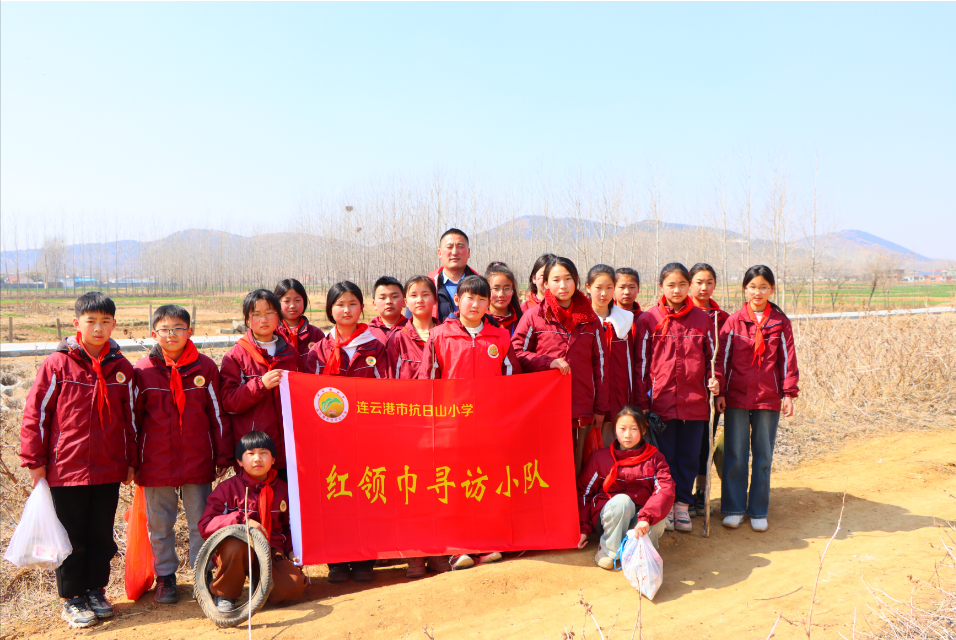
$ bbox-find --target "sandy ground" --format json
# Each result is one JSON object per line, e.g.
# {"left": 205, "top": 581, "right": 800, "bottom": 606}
{"left": 7, "top": 428, "right": 953, "bottom": 640}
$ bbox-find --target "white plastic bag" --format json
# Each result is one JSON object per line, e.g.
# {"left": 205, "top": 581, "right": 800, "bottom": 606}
{"left": 617, "top": 529, "right": 663, "bottom": 600}
{"left": 3, "top": 479, "right": 72, "bottom": 570}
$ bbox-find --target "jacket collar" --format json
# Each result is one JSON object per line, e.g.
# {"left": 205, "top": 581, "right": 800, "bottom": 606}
{"left": 603, "top": 304, "right": 634, "bottom": 339}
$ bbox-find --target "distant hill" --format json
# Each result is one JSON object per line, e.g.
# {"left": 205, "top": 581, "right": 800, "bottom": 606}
{"left": 815, "top": 230, "right": 931, "bottom": 261}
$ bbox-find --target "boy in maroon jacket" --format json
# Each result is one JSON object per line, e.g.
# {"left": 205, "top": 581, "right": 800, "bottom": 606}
{"left": 198, "top": 431, "right": 305, "bottom": 613}
{"left": 133, "top": 305, "right": 232, "bottom": 604}
{"left": 368, "top": 276, "right": 408, "bottom": 344}
{"left": 19, "top": 292, "right": 136, "bottom": 628}
{"left": 576, "top": 406, "right": 675, "bottom": 570}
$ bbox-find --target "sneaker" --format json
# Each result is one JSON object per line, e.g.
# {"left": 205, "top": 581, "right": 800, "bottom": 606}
{"left": 693, "top": 489, "right": 706, "bottom": 517}
{"left": 593, "top": 549, "right": 614, "bottom": 570}
{"left": 406, "top": 558, "right": 427, "bottom": 579}
{"left": 722, "top": 515, "right": 744, "bottom": 529}
{"left": 664, "top": 505, "right": 676, "bottom": 531}
{"left": 61, "top": 598, "right": 97, "bottom": 628}
{"left": 450, "top": 554, "right": 474, "bottom": 570}
{"left": 426, "top": 555, "right": 451, "bottom": 573}
{"left": 674, "top": 503, "right": 692, "bottom": 532}
{"left": 476, "top": 552, "right": 502, "bottom": 565}
{"left": 215, "top": 596, "right": 236, "bottom": 613}
{"left": 85, "top": 589, "right": 114, "bottom": 619}
{"left": 153, "top": 574, "right": 179, "bottom": 604}
{"left": 750, "top": 518, "right": 769, "bottom": 532}
{"left": 327, "top": 564, "right": 350, "bottom": 583}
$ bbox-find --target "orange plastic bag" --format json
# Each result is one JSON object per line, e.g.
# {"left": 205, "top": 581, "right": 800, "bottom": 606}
{"left": 582, "top": 425, "right": 603, "bottom": 467}
{"left": 124, "top": 485, "right": 155, "bottom": 601}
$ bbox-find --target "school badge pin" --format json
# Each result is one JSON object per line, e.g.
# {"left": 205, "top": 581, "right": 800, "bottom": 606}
{"left": 366, "top": 356, "right": 376, "bottom": 366}
{"left": 315, "top": 387, "right": 349, "bottom": 423}
{"left": 307, "top": 342, "right": 316, "bottom": 350}
{"left": 487, "top": 344, "right": 500, "bottom": 358}
{"left": 115, "top": 372, "right": 127, "bottom": 383}
{"left": 280, "top": 500, "right": 287, "bottom": 513}
{"left": 193, "top": 375, "right": 206, "bottom": 387}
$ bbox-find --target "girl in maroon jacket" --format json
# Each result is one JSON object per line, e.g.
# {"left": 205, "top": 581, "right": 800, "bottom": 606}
{"left": 576, "top": 406, "right": 675, "bottom": 569}
{"left": 586, "top": 265, "right": 637, "bottom": 453}
{"left": 275, "top": 278, "right": 325, "bottom": 370}
{"left": 520, "top": 253, "right": 555, "bottom": 313}
{"left": 715, "top": 265, "right": 799, "bottom": 532}
{"left": 512, "top": 256, "right": 607, "bottom": 476}
{"left": 387, "top": 276, "right": 438, "bottom": 380}
{"left": 220, "top": 290, "right": 298, "bottom": 481}
{"left": 485, "top": 262, "right": 523, "bottom": 337}
{"left": 687, "top": 263, "right": 731, "bottom": 518}
{"left": 305, "top": 281, "right": 387, "bottom": 583}
{"left": 634, "top": 263, "right": 719, "bottom": 534}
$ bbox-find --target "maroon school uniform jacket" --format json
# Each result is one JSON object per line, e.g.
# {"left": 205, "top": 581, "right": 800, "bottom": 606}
{"left": 133, "top": 344, "right": 232, "bottom": 487}
{"left": 219, "top": 332, "right": 298, "bottom": 469}
{"left": 386, "top": 322, "right": 428, "bottom": 379}
{"left": 368, "top": 315, "right": 408, "bottom": 346}
{"left": 198, "top": 470, "right": 293, "bottom": 555}
{"left": 577, "top": 443, "right": 675, "bottom": 533}
{"left": 305, "top": 327, "right": 389, "bottom": 378}
{"left": 598, "top": 305, "right": 638, "bottom": 420}
{"left": 417, "top": 318, "right": 521, "bottom": 379}
{"left": 634, "top": 303, "right": 716, "bottom": 422}
{"left": 512, "top": 301, "right": 609, "bottom": 420}
{"left": 20, "top": 336, "right": 136, "bottom": 487}
{"left": 276, "top": 317, "right": 325, "bottom": 370}
{"left": 715, "top": 306, "right": 799, "bottom": 411}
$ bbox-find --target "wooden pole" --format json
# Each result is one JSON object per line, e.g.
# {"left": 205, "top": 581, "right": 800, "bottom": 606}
{"left": 56, "top": 318, "right": 62, "bottom": 340}
{"left": 703, "top": 308, "right": 719, "bottom": 538}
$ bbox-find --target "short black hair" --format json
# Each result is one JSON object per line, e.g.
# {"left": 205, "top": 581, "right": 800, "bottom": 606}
{"left": 274, "top": 278, "right": 309, "bottom": 310}
{"left": 439, "top": 228, "right": 469, "bottom": 245}
{"left": 235, "top": 430, "right": 277, "bottom": 461}
{"left": 457, "top": 275, "right": 491, "bottom": 299}
{"left": 152, "top": 304, "right": 190, "bottom": 330}
{"left": 75, "top": 292, "right": 115, "bottom": 318}
{"left": 614, "top": 267, "right": 641, "bottom": 288}
{"left": 326, "top": 281, "right": 364, "bottom": 324}
{"left": 374, "top": 276, "right": 405, "bottom": 297}
{"left": 242, "top": 289, "right": 282, "bottom": 328}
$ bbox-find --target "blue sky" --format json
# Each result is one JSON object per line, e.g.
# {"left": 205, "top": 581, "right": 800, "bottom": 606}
{"left": 1, "top": 2, "right": 953, "bottom": 258}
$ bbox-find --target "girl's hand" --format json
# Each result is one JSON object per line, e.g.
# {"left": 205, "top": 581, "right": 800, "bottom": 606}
{"left": 633, "top": 521, "right": 650, "bottom": 538}
{"left": 708, "top": 377, "right": 720, "bottom": 396}
{"left": 123, "top": 466, "right": 135, "bottom": 486}
{"left": 550, "top": 358, "right": 571, "bottom": 375}
{"left": 216, "top": 465, "right": 231, "bottom": 479}
{"left": 592, "top": 414, "right": 605, "bottom": 430}
{"left": 577, "top": 533, "right": 589, "bottom": 549}
{"left": 28, "top": 466, "right": 46, "bottom": 488}
{"left": 262, "top": 370, "right": 283, "bottom": 389}
{"left": 715, "top": 397, "right": 726, "bottom": 413}
{"left": 782, "top": 397, "right": 794, "bottom": 417}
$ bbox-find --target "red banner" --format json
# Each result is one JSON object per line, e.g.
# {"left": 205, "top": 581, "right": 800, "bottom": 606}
{"left": 279, "top": 370, "right": 578, "bottom": 564}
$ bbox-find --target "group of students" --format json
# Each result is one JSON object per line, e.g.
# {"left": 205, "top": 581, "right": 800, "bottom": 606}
{"left": 19, "top": 227, "right": 799, "bottom": 629}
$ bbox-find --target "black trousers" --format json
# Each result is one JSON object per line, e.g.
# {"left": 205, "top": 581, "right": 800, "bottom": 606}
{"left": 49, "top": 483, "right": 121, "bottom": 599}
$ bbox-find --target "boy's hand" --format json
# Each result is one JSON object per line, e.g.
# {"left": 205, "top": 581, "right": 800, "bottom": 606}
{"left": 708, "top": 377, "right": 720, "bottom": 396}
{"left": 248, "top": 519, "right": 268, "bottom": 537}
{"left": 216, "top": 465, "right": 231, "bottom": 479}
{"left": 577, "top": 533, "right": 589, "bottom": 549}
{"left": 782, "top": 397, "right": 794, "bottom": 417}
{"left": 262, "top": 370, "right": 283, "bottom": 390}
{"left": 593, "top": 414, "right": 604, "bottom": 430}
{"left": 28, "top": 466, "right": 46, "bottom": 488}
{"left": 123, "top": 466, "right": 135, "bottom": 485}
{"left": 289, "top": 553, "right": 300, "bottom": 565}
{"left": 633, "top": 521, "right": 650, "bottom": 538}
{"left": 715, "top": 397, "right": 726, "bottom": 413}
{"left": 550, "top": 358, "right": 571, "bottom": 375}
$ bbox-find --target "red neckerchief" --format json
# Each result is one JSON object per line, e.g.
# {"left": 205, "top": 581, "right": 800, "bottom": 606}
{"left": 601, "top": 317, "right": 615, "bottom": 353}
{"left": 75, "top": 332, "right": 112, "bottom": 427}
{"left": 324, "top": 324, "right": 369, "bottom": 376}
{"left": 237, "top": 333, "right": 278, "bottom": 370}
{"left": 162, "top": 340, "right": 200, "bottom": 432}
{"left": 544, "top": 290, "right": 597, "bottom": 334}
{"left": 745, "top": 303, "right": 772, "bottom": 365}
{"left": 281, "top": 318, "right": 304, "bottom": 350}
{"left": 245, "top": 469, "right": 277, "bottom": 541}
{"left": 653, "top": 295, "right": 693, "bottom": 337}
{"left": 602, "top": 442, "right": 658, "bottom": 493}
{"left": 492, "top": 311, "right": 517, "bottom": 334}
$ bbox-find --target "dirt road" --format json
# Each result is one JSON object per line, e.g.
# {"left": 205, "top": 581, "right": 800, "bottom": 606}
{"left": 14, "top": 428, "right": 955, "bottom": 640}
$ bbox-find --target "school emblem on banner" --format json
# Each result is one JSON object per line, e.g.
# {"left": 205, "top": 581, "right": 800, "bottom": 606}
{"left": 315, "top": 387, "right": 348, "bottom": 423}
{"left": 193, "top": 375, "right": 206, "bottom": 387}
{"left": 366, "top": 356, "right": 377, "bottom": 366}
{"left": 487, "top": 345, "right": 500, "bottom": 358}
{"left": 115, "top": 372, "right": 127, "bottom": 383}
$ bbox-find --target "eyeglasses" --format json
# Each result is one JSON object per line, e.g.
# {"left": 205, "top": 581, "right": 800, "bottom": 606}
{"left": 154, "top": 327, "right": 187, "bottom": 337}
{"left": 251, "top": 311, "right": 278, "bottom": 320}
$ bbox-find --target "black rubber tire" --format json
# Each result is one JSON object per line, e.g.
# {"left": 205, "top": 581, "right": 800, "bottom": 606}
{"left": 193, "top": 524, "right": 274, "bottom": 628}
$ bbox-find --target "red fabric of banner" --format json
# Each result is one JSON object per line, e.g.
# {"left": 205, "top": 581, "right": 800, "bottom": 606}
{"left": 279, "top": 371, "right": 578, "bottom": 564}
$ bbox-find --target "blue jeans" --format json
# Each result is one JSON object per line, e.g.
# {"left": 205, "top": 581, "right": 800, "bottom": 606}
{"left": 656, "top": 419, "right": 707, "bottom": 505}
{"left": 721, "top": 408, "right": 780, "bottom": 519}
